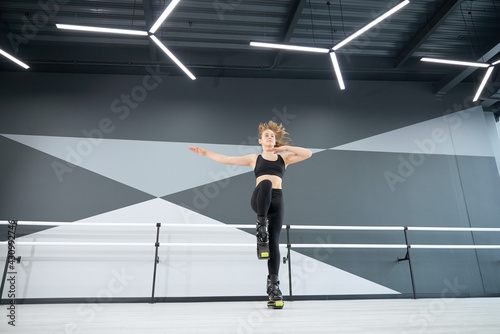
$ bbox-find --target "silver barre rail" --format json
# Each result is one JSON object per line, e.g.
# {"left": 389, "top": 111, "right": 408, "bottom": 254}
{"left": 1, "top": 242, "right": 499, "bottom": 249}
{"left": 2, "top": 221, "right": 499, "bottom": 249}
{"left": 2, "top": 220, "right": 500, "bottom": 231}
{"left": 0, "top": 221, "right": 404, "bottom": 230}
{"left": 1, "top": 221, "right": 499, "bottom": 249}
{"left": 0, "top": 241, "right": 409, "bottom": 248}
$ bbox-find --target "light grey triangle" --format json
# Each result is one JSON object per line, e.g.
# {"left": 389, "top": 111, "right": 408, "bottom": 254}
{"left": 330, "top": 106, "right": 494, "bottom": 157}
{"left": 0, "top": 134, "right": 325, "bottom": 197}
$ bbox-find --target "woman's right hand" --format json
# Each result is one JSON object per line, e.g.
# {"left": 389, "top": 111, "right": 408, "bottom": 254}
{"left": 188, "top": 146, "right": 207, "bottom": 156}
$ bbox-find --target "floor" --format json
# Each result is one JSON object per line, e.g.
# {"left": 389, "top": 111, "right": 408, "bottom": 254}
{"left": 1, "top": 298, "right": 499, "bottom": 334}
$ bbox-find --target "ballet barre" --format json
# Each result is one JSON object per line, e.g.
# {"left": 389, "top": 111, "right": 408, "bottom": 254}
{"left": 407, "top": 227, "right": 500, "bottom": 232}
{"left": 0, "top": 221, "right": 255, "bottom": 229}
{"left": 3, "top": 241, "right": 499, "bottom": 249}
{"left": 289, "top": 225, "right": 405, "bottom": 231}
{"left": 0, "top": 241, "right": 409, "bottom": 248}
{"left": 0, "top": 221, "right": 403, "bottom": 230}
{"left": 2, "top": 220, "right": 500, "bottom": 302}
{"left": 410, "top": 245, "right": 500, "bottom": 249}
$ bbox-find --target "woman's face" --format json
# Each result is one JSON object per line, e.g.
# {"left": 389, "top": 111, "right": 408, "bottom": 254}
{"left": 259, "top": 129, "right": 276, "bottom": 147}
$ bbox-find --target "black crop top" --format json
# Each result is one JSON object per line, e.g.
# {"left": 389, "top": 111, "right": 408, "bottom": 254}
{"left": 254, "top": 154, "right": 286, "bottom": 178}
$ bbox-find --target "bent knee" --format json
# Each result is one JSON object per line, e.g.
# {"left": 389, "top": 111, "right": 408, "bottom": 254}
{"left": 258, "top": 179, "right": 273, "bottom": 190}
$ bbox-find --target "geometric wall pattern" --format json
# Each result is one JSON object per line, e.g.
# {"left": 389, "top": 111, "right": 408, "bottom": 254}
{"left": 0, "top": 134, "right": 325, "bottom": 197}
{"left": 1, "top": 72, "right": 500, "bottom": 301}
{"left": 331, "top": 106, "right": 493, "bottom": 157}
{"left": 0, "top": 136, "right": 397, "bottom": 298}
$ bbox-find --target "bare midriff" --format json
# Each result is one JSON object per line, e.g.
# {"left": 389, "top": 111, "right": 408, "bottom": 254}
{"left": 256, "top": 174, "right": 283, "bottom": 189}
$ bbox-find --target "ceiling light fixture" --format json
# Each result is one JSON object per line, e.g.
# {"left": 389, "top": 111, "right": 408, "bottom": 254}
{"left": 420, "top": 57, "right": 490, "bottom": 68}
{"left": 473, "top": 66, "right": 495, "bottom": 102}
{"left": 329, "top": 52, "right": 345, "bottom": 90}
{"left": 249, "top": 41, "right": 329, "bottom": 53}
{"left": 250, "top": 0, "right": 410, "bottom": 90}
{"left": 56, "top": 24, "right": 148, "bottom": 36}
{"left": 420, "top": 57, "right": 499, "bottom": 102}
{"left": 150, "top": 35, "right": 196, "bottom": 80}
{"left": 0, "top": 47, "right": 30, "bottom": 69}
{"left": 332, "top": 0, "right": 410, "bottom": 51}
{"left": 56, "top": 0, "right": 195, "bottom": 79}
{"left": 149, "top": 0, "right": 181, "bottom": 34}
{"left": 420, "top": 2, "right": 500, "bottom": 102}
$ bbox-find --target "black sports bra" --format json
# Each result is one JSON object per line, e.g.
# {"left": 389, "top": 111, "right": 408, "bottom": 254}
{"left": 254, "top": 154, "right": 286, "bottom": 178}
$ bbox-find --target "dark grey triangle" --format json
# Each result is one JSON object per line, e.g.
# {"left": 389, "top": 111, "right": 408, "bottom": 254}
{"left": 0, "top": 136, "right": 155, "bottom": 240}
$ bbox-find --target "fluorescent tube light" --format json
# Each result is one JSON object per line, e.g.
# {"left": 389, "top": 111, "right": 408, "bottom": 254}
{"left": 150, "top": 35, "right": 196, "bottom": 80}
{"left": 420, "top": 57, "right": 490, "bottom": 68}
{"left": 0, "top": 48, "right": 29, "bottom": 69}
{"left": 492, "top": 59, "right": 500, "bottom": 66}
{"left": 250, "top": 41, "right": 330, "bottom": 53}
{"left": 332, "top": 0, "right": 410, "bottom": 51}
{"left": 149, "top": 0, "right": 181, "bottom": 34}
{"left": 329, "top": 52, "right": 345, "bottom": 90}
{"left": 56, "top": 24, "right": 148, "bottom": 36}
{"left": 473, "top": 66, "right": 494, "bottom": 102}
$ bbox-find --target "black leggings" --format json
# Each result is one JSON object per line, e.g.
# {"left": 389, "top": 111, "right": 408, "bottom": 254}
{"left": 250, "top": 180, "right": 284, "bottom": 276}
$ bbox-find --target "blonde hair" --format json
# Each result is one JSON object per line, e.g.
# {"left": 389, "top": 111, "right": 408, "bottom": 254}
{"left": 258, "top": 120, "right": 291, "bottom": 147}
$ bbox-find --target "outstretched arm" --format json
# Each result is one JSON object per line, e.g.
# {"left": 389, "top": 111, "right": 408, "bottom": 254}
{"left": 188, "top": 147, "right": 255, "bottom": 166}
{"left": 269, "top": 145, "right": 312, "bottom": 166}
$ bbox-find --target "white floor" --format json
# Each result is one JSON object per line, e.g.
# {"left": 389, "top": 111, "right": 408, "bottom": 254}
{"left": 1, "top": 298, "right": 500, "bottom": 334}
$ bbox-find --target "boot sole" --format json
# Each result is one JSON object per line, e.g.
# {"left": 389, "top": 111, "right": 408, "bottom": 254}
{"left": 267, "top": 300, "right": 284, "bottom": 309}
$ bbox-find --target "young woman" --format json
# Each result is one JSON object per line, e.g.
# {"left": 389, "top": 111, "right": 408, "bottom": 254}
{"left": 188, "top": 121, "right": 312, "bottom": 308}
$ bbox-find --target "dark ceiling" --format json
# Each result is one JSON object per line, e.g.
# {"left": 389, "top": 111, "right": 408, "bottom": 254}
{"left": 1, "top": 0, "right": 500, "bottom": 111}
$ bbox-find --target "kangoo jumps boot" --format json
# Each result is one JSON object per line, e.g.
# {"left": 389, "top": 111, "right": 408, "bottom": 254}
{"left": 267, "top": 274, "right": 284, "bottom": 309}
{"left": 256, "top": 216, "right": 269, "bottom": 260}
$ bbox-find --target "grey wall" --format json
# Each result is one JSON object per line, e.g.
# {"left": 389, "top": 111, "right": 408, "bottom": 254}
{"left": 1, "top": 71, "right": 499, "bottom": 301}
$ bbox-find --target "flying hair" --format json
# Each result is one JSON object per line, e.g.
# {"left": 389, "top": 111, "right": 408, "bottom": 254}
{"left": 258, "top": 120, "right": 292, "bottom": 147}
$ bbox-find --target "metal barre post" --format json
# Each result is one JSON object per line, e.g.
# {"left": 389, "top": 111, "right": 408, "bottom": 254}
{"left": 286, "top": 225, "right": 292, "bottom": 301}
{"left": 151, "top": 223, "right": 161, "bottom": 304}
{"left": 397, "top": 227, "right": 416, "bottom": 299}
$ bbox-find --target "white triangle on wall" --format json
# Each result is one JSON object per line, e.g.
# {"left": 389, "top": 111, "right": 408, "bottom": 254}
{"left": 11, "top": 199, "right": 399, "bottom": 298}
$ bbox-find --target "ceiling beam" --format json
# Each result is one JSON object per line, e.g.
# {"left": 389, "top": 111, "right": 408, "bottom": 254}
{"left": 482, "top": 97, "right": 500, "bottom": 108}
{"left": 0, "top": 19, "right": 14, "bottom": 52}
{"left": 435, "top": 41, "right": 500, "bottom": 97}
{"left": 395, "top": 0, "right": 461, "bottom": 68}
{"left": 143, "top": 0, "right": 158, "bottom": 62}
{"left": 280, "top": 0, "right": 307, "bottom": 43}
{"left": 274, "top": 0, "right": 308, "bottom": 67}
